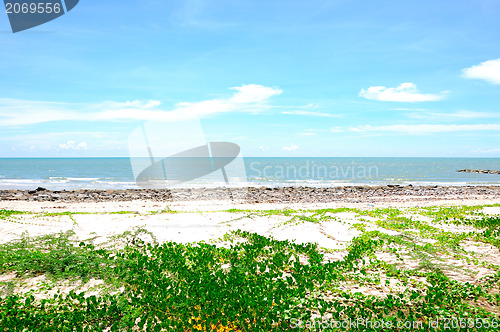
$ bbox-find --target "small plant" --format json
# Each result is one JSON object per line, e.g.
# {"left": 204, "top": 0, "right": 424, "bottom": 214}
{"left": 0, "top": 231, "right": 113, "bottom": 281}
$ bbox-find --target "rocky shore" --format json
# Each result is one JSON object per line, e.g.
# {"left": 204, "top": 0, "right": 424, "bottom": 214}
{"left": 0, "top": 185, "right": 499, "bottom": 204}
{"left": 457, "top": 169, "right": 500, "bottom": 175}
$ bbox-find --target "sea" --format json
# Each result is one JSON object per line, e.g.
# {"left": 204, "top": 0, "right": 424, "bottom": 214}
{"left": 0, "top": 157, "right": 499, "bottom": 190}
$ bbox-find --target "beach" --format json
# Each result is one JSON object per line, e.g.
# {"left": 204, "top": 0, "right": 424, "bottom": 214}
{"left": 1, "top": 185, "right": 499, "bottom": 245}
{"left": 1, "top": 185, "right": 500, "bottom": 329}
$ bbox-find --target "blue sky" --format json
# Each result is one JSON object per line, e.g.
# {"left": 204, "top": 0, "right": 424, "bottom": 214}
{"left": 1, "top": 0, "right": 500, "bottom": 157}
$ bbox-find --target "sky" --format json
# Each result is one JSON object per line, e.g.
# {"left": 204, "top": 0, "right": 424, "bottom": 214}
{"left": 1, "top": 0, "right": 500, "bottom": 158}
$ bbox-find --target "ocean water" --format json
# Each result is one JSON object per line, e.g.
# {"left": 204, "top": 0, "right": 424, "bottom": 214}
{"left": 0, "top": 157, "right": 499, "bottom": 190}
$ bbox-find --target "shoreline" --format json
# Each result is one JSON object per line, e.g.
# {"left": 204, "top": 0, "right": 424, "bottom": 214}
{"left": 1, "top": 185, "right": 499, "bottom": 204}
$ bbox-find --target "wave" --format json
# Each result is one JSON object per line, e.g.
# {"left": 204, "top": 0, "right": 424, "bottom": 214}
{"left": 0, "top": 178, "right": 139, "bottom": 190}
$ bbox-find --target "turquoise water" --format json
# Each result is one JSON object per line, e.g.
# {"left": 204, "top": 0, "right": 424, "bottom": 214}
{"left": 0, "top": 158, "right": 499, "bottom": 189}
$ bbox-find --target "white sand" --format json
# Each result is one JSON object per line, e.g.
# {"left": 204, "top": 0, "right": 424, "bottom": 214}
{"left": 2, "top": 196, "right": 500, "bottom": 297}
{"left": 1, "top": 196, "right": 499, "bottom": 248}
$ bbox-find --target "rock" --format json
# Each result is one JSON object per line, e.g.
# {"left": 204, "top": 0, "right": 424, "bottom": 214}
{"left": 457, "top": 169, "right": 500, "bottom": 175}
{"left": 0, "top": 185, "right": 499, "bottom": 203}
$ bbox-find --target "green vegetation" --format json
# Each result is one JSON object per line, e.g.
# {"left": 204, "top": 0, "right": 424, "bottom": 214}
{"left": 0, "top": 210, "right": 28, "bottom": 220}
{"left": 0, "top": 231, "right": 111, "bottom": 281}
{"left": 0, "top": 205, "right": 499, "bottom": 330}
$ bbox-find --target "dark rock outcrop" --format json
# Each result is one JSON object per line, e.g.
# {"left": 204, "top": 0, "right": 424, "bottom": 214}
{"left": 457, "top": 169, "right": 500, "bottom": 175}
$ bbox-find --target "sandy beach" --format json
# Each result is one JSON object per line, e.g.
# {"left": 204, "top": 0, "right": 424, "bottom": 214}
{"left": 2, "top": 185, "right": 500, "bottom": 329}
{"left": 1, "top": 185, "right": 499, "bottom": 246}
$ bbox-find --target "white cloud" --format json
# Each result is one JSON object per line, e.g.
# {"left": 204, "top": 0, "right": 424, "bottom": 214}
{"left": 282, "top": 110, "right": 342, "bottom": 118}
{"left": 230, "top": 84, "right": 282, "bottom": 103}
{"left": 282, "top": 143, "right": 298, "bottom": 151}
{"left": 0, "top": 98, "right": 81, "bottom": 126}
{"left": 407, "top": 110, "right": 500, "bottom": 120}
{"left": 359, "top": 83, "right": 446, "bottom": 102}
{"left": 104, "top": 100, "right": 161, "bottom": 109}
{"left": 98, "top": 84, "right": 282, "bottom": 121}
{"left": 392, "top": 107, "right": 426, "bottom": 111}
{"left": 0, "top": 131, "right": 107, "bottom": 142}
{"left": 58, "top": 141, "right": 88, "bottom": 150}
{"left": 330, "top": 127, "right": 344, "bottom": 133}
{"left": 258, "top": 145, "right": 269, "bottom": 152}
{"left": 299, "top": 128, "right": 326, "bottom": 136}
{"left": 77, "top": 142, "right": 88, "bottom": 150}
{"left": 471, "top": 148, "right": 500, "bottom": 154}
{"left": 463, "top": 58, "right": 500, "bottom": 84}
{"left": 0, "top": 84, "right": 283, "bottom": 126}
{"left": 347, "top": 123, "right": 500, "bottom": 134}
